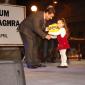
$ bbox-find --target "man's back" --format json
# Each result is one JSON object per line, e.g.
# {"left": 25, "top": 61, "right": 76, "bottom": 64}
{"left": 17, "top": 11, "right": 46, "bottom": 39}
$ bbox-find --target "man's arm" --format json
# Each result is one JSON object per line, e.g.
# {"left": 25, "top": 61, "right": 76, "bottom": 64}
{"left": 33, "top": 16, "right": 49, "bottom": 39}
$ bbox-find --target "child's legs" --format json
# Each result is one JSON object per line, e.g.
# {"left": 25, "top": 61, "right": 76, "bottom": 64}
{"left": 59, "top": 49, "right": 68, "bottom": 66}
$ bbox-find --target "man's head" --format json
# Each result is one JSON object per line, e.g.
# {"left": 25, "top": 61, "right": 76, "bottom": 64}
{"left": 44, "top": 5, "right": 55, "bottom": 20}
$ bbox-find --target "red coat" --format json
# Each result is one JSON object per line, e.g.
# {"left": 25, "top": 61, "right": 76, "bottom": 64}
{"left": 57, "top": 35, "right": 70, "bottom": 50}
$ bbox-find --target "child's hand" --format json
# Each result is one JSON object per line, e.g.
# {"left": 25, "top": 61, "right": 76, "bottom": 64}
{"left": 45, "top": 34, "right": 51, "bottom": 40}
{"left": 51, "top": 35, "right": 57, "bottom": 39}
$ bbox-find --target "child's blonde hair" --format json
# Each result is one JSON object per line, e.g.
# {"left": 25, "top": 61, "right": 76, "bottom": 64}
{"left": 57, "top": 18, "right": 70, "bottom": 38}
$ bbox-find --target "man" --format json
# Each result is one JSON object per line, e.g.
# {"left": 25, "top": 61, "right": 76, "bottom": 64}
{"left": 17, "top": 6, "right": 55, "bottom": 68}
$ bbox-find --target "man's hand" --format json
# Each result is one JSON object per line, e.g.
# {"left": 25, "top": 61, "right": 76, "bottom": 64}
{"left": 45, "top": 34, "right": 51, "bottom": 40}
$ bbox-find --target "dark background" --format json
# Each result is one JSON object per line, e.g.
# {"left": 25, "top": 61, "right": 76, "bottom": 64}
{"left": 16, "top": 0, "right": 85, "bottom": 38}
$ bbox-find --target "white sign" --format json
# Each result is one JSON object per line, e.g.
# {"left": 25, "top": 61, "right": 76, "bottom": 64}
{"left": 0, "top": 4, "right": 26, "bottom": 46}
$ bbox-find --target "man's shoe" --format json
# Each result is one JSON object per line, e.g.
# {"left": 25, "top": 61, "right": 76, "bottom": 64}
{"left": 27, "top": 64, "right": 38, "bottom": 69}
{"left": 57, "top": 66, "right": 68, "bottom": 68}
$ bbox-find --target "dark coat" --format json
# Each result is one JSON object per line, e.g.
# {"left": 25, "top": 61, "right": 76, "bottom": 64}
{"left": 17, "top": 11, "right": 47, "bottom": 39}
{"left": 57, "top": 35, "right": 70, "bottom": 50}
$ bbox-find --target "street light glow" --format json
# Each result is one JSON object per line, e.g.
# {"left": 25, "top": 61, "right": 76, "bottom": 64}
{"left": 31, "top": 5, "right": 37, "bottom": 12}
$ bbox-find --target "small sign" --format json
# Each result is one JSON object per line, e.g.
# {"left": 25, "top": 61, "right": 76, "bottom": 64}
{"left": 0, "top": 4, "right": 26, "bottom": 46}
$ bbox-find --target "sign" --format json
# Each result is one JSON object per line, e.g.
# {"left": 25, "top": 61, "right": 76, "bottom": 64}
{"left": 0, "top": 4, "right": 26, "bottom": 46}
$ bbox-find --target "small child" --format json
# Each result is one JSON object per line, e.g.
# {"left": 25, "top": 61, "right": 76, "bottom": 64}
{"left": 48, "top": 19, "right": 70, "bottom": 68}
